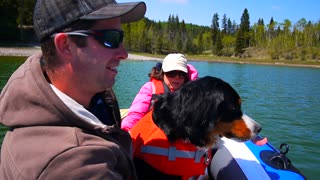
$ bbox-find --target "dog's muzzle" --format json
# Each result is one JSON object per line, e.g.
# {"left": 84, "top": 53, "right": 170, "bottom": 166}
{"left": 242, "top": 114, "right": 262, "bottom": 135}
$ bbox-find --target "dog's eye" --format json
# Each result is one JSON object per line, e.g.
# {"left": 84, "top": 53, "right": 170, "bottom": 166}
{"left": 231, "top": 107, "right": 241, "bottom": 113}
{"left": 219, "top": 107, "right": 243, "bottom": 122}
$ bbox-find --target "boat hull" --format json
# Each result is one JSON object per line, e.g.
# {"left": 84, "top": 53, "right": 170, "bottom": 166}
{"left": 210, "top": 137, "right": 306, "bottom": 180}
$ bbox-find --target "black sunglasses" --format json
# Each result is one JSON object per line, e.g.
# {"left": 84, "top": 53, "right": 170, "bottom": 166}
{"left": 60, "top": 29, "right": 124, "bottom": 49}
{"left": 165, "top": 70, "right": 187, "bottom": 79}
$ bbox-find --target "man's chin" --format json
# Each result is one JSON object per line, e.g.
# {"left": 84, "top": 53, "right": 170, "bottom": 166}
{"left": 104, "top": 80, "right": 115, "bottom": 89}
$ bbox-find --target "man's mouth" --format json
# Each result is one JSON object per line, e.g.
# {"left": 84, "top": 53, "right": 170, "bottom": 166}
{"left": 107, "top": 66, "right": 118, "bottom": 73}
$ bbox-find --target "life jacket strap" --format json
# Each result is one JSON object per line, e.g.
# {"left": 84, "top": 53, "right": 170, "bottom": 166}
{"left": 141, "top": 145, "right": 206, "bottom": 163}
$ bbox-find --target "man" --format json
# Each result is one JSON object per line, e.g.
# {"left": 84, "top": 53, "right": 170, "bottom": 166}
{"left": 0, "top": 0, "right": 146, "bottom": 179}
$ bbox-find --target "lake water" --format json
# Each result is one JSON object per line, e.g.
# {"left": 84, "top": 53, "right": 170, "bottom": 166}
{"left": 1, "top": 57, "right": 320, "bottom": 179}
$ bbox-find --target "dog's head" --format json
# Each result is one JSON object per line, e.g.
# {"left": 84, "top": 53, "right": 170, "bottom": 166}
{"left": 152, "top": 76, "right": 261, "bottom": 148}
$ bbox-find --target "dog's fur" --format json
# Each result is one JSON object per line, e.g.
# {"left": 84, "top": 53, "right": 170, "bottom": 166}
{"left": 152, "top": 76, "right": 261, "bottom": 149}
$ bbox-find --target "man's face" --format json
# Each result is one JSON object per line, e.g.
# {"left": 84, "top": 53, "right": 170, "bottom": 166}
{"left": 70, "top": 18, "right": 128, "bottom": 95}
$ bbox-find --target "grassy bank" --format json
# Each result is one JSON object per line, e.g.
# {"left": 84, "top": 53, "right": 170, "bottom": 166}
{"left": 1, "top": 46, "right": 320, "bottom": 68}
{"left": 133, "top": 52, "right": 320, "bottom": 68}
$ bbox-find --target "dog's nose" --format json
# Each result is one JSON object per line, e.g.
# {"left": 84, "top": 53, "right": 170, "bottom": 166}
{"left": 253, "top": 120, "right": 262, "bottom": 134}
{"left": 256, "top": 126, "right": 262, "bottom": 134}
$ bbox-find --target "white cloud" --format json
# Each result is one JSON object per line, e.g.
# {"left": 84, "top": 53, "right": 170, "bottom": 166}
{"left": 271, "top": 6, "right": 280, "bottom": 10}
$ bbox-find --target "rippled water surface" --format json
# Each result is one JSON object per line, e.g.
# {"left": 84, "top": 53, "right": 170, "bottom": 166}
{"left": 1, "top": 58, "right": 320, "bottom": 179}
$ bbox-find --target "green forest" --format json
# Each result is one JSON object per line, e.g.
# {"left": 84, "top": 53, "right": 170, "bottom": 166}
{"left": 1, "top": 0, "right": 320, "bottom": 61}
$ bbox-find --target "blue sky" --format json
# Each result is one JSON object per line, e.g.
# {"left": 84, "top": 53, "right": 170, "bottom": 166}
{"left": 118, "top": 0, "right": 320, "bottom": 26}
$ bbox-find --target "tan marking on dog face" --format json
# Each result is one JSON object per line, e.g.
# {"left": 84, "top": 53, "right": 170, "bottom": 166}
{"left": 212, "top": 119, "right": 252, "bottom": 141}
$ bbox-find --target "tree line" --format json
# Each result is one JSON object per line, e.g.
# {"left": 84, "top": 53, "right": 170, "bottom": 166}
{"left": 124, "top": 10, "right": 320, "bottom": 61}
{"left": 1, "top": 0, "right": 320, "bottom": 60}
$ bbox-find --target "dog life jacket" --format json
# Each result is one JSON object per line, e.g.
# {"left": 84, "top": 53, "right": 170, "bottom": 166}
{"left": 130, "top": 110, "right": 211, "bottom": 180}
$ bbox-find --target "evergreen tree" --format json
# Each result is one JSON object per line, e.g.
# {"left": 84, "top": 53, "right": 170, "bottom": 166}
{"left": 174, "top": 15, "right": 181, "bottom": 51}
{"left": 240, "top": 8, "right": 250, "bottom": 47}
{"left": 227, "top": 18, "right": 232, "bottom": 34}
{"left": 180, "top": 20, "right": 187, "bottom": 52}
{"left": 235, "top": 29, "right": 246, "bottom": 55}
{"left": 235, "top": 8, "right": 250, "bottom": 55}
{"left": 215, "top": 31, "right": 223, "bottom": 55}
{"left": 222, "top": 14, "right": 228, "bottom": 35}
{"left": 232, "top": 20, "right": 239, "bottom": 34}
{"left": 211, "top": 13, "right": 219, "bottom": 43}
{"left": 211, "top": 13, "right": 219, "bottom": 55}
{"left": 197, "top": 33, "right": 204, "bottom": 53}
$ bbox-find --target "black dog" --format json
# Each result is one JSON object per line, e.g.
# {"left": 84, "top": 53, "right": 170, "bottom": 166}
{"left": 153, "top": 76, "right": 261, "bottom": 148}
{"left": 132, "top": 76, "right": 262, "bottom": 179}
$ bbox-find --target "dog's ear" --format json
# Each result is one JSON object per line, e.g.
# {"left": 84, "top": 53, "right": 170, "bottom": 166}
{"left": 152, "top": 93, "right": 182, "bottom": 141}
{"left": 152, "top": 78, "right": 216, "bottom": 145}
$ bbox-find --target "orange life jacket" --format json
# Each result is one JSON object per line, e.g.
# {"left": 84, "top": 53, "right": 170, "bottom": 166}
{"left": 149, "top": 78, "right": 168, "bottom": 110}
{"left": 130, "top": 110, "right": 211, "bottom": 180}
{"left": 151, "top": 78, "right": 165, "bottom": 95}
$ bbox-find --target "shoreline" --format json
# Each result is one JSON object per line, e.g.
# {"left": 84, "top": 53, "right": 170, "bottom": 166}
{"left": 1, "top": 47, "right": 319, "bottom": 68}
{"left": 0, "top": 47, "right": 162, "bottom": 61}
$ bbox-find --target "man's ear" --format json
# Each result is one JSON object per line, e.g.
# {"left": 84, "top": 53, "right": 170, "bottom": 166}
{"left": 53, "top": 33, "right": 72, "bottom": 58}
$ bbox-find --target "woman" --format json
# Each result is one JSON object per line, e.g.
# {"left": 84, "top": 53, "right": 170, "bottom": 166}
{"left": 121, "top": 53, "right": 198, "bottom": 131}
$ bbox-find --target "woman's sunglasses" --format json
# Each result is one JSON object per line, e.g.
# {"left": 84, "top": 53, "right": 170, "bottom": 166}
{"left": 165, "top": 70, "right": 187, "bottom": 79}
{"left": 57, "top": 29, "right": 124, "bottom": 49}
